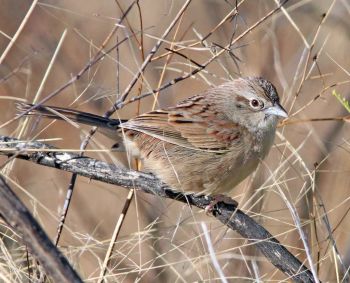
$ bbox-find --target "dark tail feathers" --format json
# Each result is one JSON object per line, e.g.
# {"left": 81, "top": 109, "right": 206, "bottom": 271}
{"left": 16, "top": 102, "right": 126, "bottom": 130}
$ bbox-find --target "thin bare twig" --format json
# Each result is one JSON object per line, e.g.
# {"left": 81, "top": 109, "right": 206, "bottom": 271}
{"left": 278, "top": 116, "right": 350, "bottom": 127}
{"left": 0, "top": 0, "right": 38, "bottom": 64}
{"left": 295, "top": 1, "right": 336, "bottom": 97}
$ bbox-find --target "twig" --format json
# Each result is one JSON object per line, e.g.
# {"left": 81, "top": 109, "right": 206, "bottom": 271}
{"left": 295, "top": 1, "right": 336, "bottom": 97}
{"left": 278, "top": 116, "right": 350, "bottom": 127}
{"left": 33, "top": 29, "right": 67, "bottom": 103}
{"left": 0, "top": 0, "right": 38, "bottom": 64}
{"left": 98, "top": 189, "right": 134, "bottom": 283}
{"left": 0, "top": 55, "right": 32, "bottom": 84}
{"left": 152, "top": 13, "right": 186, "bottom": 109}
{"left": 0, "top": 135, "right": 316, "bottom": 283}
{"left": 165, "top": 47, "right": 204, "bottom": 68}
{"left": 201, "top": 222, "right": 228, "bottom": 283}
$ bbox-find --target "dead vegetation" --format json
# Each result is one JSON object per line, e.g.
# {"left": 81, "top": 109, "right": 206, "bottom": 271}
{"left": 0, "top": 0, "right": 350, "bottom": 282}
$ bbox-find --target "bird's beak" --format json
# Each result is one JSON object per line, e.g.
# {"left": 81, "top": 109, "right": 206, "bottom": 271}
{"left": 264, "top": 103, "right": 288, "bottom": 118}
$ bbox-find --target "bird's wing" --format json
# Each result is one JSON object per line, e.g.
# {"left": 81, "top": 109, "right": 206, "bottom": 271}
{"left": 121, "top": 96, "right": 242, "bottom": 152}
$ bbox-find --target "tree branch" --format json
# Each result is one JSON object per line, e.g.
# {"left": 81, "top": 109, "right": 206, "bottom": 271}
{"left": 0, "top": 175, "right": 83, "bottom": 283}
{"left": 0, "top": 135, "right": 316, "bottom": 282}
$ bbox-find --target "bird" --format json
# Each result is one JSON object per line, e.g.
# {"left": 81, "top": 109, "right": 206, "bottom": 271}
{"left": 18, "top": 76, "right": 287, "bottom": 202}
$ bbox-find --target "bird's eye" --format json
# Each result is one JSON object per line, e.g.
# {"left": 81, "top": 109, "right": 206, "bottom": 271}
{"left": 250, "top": 99, "right": 263, "bottom": 109}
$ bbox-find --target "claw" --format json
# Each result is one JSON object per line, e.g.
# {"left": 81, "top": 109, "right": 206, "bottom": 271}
{"left": 204, "top": 194, "right": 238, "bottom": 215}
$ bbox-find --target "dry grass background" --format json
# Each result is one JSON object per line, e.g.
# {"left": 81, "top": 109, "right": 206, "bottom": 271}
{"left": 0, "top": 0, "right": 350, "bottom": 282}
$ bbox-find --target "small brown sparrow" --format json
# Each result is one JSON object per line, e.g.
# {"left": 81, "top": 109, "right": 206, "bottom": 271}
{"left": 18, "top": 77, "right": 287, "bottom": 198}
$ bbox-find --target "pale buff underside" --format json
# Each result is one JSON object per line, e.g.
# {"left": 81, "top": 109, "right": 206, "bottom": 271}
{"left": 123, "top": 131, "right": 261, "bottom": 195}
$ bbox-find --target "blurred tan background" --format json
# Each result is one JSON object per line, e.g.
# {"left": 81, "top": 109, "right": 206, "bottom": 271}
{"left": 1, "top": 0, "right": 350, "bottom": 282}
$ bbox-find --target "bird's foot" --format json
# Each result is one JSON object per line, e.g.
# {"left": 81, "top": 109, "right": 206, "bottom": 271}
{"left": 204, "top": 194, "right": 238, "bottom": 215}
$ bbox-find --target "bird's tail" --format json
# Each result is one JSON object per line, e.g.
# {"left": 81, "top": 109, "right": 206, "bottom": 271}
{"left": 16, "top": 103, "right": 126, "bottom": 137}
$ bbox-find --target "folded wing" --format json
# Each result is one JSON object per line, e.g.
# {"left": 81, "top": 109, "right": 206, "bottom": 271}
{"left": 121, "top": 96, "right": 241, "bottom": 152}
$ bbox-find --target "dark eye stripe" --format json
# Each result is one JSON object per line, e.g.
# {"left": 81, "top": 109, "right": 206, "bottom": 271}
{"left": 235, "top": 95, "right": 250, "bottom": 103}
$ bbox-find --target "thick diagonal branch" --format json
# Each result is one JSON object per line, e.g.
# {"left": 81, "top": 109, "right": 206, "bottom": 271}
{"left": 0, "top": 176, "right": 83, "bottom": 283}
